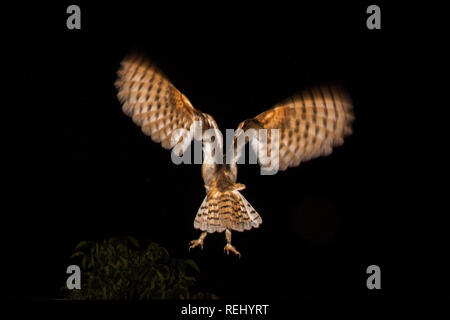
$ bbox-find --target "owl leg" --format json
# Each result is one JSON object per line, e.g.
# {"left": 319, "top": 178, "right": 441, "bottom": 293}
{"left": 189, "top": 231, "right": 207, "bottom": 250}
{"left": 224, "top": 229, "right": 241, "bottom": 257}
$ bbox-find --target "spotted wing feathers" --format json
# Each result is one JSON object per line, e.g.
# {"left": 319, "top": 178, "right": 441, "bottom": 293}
{"left": 236, "top": 85, "right": 354, "bottom": 171}
{"left": 115, "top": 52, "right": 218, "bottom": 155}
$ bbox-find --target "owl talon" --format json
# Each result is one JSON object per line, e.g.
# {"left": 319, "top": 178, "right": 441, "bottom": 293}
{"left": 189, "top": 239, "right": 204, "bottom": 250}
{"left": 224, "top": 244, "right": 241, "bottom": 257}
{"left": 189, "top": 231, "right": 207, "bottom": 251}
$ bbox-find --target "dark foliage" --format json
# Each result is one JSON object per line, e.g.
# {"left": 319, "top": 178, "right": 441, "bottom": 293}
{"left": 64, "top": 237, "right": 218, "bottom": 300}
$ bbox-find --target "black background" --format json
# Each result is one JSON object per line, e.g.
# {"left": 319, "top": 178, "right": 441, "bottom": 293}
{"left": 3, "top": 1, "right": 449, "bottom": 301}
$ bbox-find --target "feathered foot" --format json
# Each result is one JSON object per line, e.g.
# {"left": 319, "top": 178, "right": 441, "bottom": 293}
{"left": 189, "top": 231, "right": 207, "bottom": 251}
{"left": 224, "top": 229, "right": 241, "bottom": 257}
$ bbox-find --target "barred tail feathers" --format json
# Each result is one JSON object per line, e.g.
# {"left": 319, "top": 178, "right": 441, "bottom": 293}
{"left": 193, "top": 190, "right": 262, "bottom": 233}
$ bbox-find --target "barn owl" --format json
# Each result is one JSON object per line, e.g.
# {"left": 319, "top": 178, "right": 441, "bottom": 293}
{"left": 115, "top": 52, "right": 354, "bottom": 257}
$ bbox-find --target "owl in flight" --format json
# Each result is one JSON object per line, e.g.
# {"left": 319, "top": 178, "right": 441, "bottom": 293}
{"left": 115, "top": 52, "right": 354, "bottom": 257}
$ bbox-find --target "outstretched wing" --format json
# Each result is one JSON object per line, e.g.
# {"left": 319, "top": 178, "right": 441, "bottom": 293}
{"left": 115, "top": 52, "right": 220, "bottom": 155}
{"left": 235, "top": 85, "right": 354, "bottom": 171}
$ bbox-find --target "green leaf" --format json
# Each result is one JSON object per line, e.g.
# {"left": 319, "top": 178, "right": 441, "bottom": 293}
{"left": 90, "top": 254, "right": 95, "bottom": 267}
{"left": 127, "top": 236, "right": 139, "bottom": 248}
{"left": 117, "top": 243, "right": 127, "bottom": 253}
{"left": 119, "top": 256, "right": 128, "bottom": 267}
{"left": 150, "top": 276, "right": 157, "bottom": 290}
{"left": 70, "top": 251, "right": 84, "bottom": 258}
{"left": 155, "top": 270, "right": 164, "bottom": 282}
{"left": 184, "top": 276, "right": 196, "bottom": 282}
{"left": 185, "top": 259, "right": 200, "bottom": 273}
{"left": 112, "top": 261, "right": 122, "bottom": 270}
{"left": 106, "top": 247, "right": 113, "bottom": 258}
{"left": 75, "top": 241, "right": 88, "bottom": 250}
